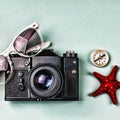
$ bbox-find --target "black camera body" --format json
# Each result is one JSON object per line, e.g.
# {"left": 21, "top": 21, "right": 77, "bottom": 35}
{"left": 5, "top": 50, "right": 79, "bottom": 101}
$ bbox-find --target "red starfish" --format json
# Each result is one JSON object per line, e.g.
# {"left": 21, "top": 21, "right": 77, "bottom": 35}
{"left": 91, "top": 65, "right": 120, "bottom": 105}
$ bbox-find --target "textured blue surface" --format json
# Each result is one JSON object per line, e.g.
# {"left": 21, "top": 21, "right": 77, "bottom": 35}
{"left": 0, "top": 0, "right": 120, "bottom": 120}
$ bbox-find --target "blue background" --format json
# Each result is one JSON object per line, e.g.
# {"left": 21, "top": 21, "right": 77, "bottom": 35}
{"left": 0, "top": 0, "right": 120, "bottom": 120}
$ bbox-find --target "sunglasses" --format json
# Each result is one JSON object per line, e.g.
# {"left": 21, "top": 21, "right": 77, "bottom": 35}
{"left": 0, "top": 22, "right": 51, "bottom": 84}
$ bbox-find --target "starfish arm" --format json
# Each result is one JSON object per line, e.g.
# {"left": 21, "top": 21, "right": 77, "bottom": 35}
{"left": 91, "top": 86, "right": 106, "bottom": 97}
{"left": 117, "top": 81, "right": 120, "bottom": 88}
{"left": 108, "top": 90, "right": 117, "bottom": 105}
{"left": 93, "top": 72, "right": 105, "bottom": 83}
{"left": 108, "top": 65, "right": 118, "bottom": 79}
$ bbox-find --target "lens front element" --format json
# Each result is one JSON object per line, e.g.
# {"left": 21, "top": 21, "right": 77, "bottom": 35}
{"left": 34, "top": 70, "right": 54, "bottom": 90}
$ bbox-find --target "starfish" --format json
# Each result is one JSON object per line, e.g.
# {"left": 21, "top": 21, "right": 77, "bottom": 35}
{"left": 90, "top": 65, "right": 120, "bottom": 105}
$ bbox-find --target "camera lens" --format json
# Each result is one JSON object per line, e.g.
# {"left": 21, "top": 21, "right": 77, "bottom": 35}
{"left": 34, "top": 70, "right": 54, "bottom": 90}
{"left": 30, "top": 65, "right": 63, "bottom": 98}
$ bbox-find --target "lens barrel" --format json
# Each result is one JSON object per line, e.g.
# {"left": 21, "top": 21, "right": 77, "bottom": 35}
{"left": 29, "top": 65, "right": 63, "bottom": 98}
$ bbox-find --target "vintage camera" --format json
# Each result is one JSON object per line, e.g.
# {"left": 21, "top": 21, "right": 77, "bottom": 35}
{"left": 5, "top": 49, "right": 79, "bottom": 101}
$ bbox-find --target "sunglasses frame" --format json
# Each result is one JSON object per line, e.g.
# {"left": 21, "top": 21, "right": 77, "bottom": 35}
{"left": 0, "top": 22, "right": 50, "bottom": 84}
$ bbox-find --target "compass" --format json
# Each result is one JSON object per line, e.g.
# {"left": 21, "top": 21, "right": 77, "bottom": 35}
{"left": 90, "top": 49, "right": 110, "bottom": 67}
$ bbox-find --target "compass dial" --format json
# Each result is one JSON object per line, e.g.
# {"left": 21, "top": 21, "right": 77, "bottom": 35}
{"left": 90, "top": 49, "right": 110, "bottom": 67}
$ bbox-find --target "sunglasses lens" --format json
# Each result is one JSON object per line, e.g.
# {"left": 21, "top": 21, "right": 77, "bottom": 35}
{"left": 26, "top": 30, "right": 42, "bottom": 55}
{"left": 0, "top": 55, "right": 8, "bottom": 71}
{"left": 13, "top": 35, "right": 28, "bottom": 54}
{"left": 13, "top": 28, "right": 42, "bottom": 56}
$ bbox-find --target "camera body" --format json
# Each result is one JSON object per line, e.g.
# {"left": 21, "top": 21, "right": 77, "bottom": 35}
{"left": 5, "top": 50, "right": 79, "bottom": 101}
